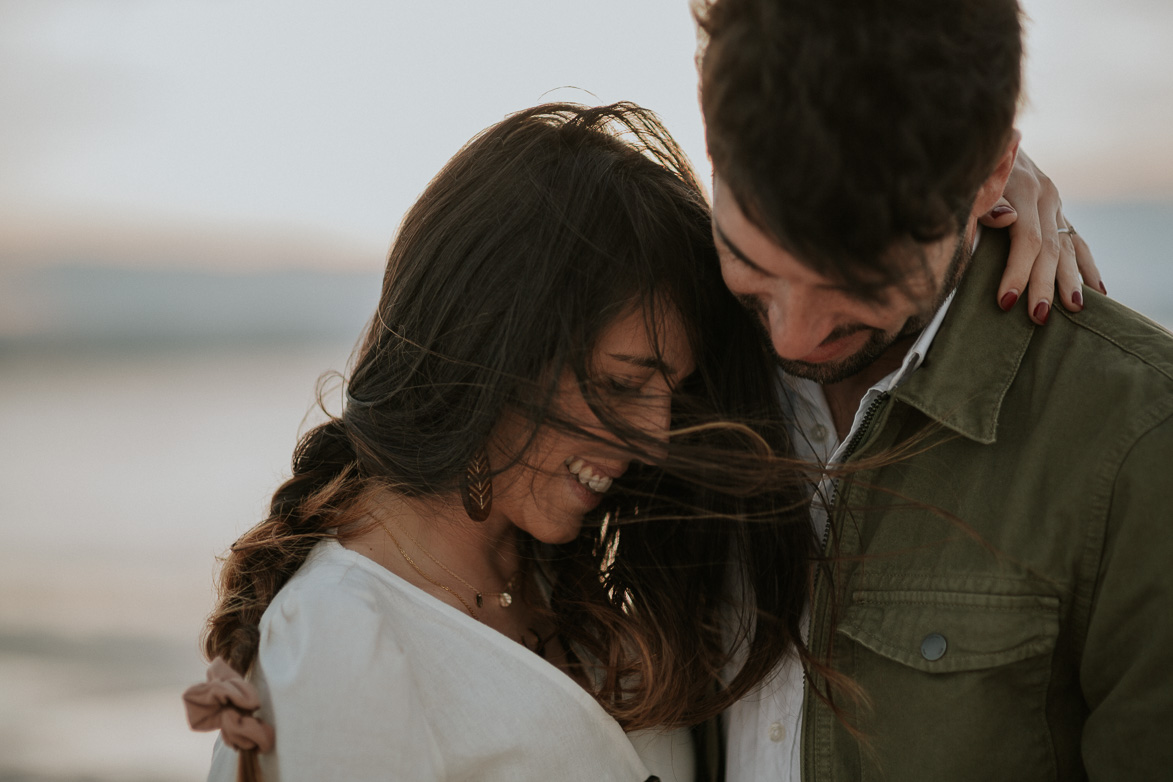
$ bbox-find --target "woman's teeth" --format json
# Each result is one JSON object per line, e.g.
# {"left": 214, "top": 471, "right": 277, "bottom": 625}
{"left": 564, "top": 457, "right": 613, "bottom": 494}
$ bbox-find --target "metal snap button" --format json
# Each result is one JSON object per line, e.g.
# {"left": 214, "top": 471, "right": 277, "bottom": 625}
{"left": 920, "top": 632, "right": 947, "bottom": 661}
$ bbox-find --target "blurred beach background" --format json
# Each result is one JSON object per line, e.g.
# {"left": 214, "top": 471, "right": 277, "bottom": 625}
{"left": 1, "top": 1, "right": 1171, "bottom": 779}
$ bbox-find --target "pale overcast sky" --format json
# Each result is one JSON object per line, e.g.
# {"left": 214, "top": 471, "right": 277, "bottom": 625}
{"left": 1, "top": 0, "right": 1170, "bottom": 270}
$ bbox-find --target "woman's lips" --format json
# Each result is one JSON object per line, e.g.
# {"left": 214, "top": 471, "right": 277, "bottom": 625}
{"left": 566, "top": 471, "right": 605, "bottom": 510}
{"left": 564, "top": 456, "right": 618, "bottom": 493}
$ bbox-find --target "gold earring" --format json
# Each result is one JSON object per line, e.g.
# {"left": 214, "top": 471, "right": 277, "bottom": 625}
{"left": 460, "top": 449, "right": 492, "bottom": 522}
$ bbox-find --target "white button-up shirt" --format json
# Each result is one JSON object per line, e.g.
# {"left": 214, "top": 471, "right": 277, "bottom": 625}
{"left": 724, "top": 285, "right": 959, "bottom": 782}
{"left": 207, "top": 540, "right": 689, "bottom": 782}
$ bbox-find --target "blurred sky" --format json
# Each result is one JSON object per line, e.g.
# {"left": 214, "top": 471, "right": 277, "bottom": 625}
{"left": 1, "top": 0, "right": 1171, "bottom": 273}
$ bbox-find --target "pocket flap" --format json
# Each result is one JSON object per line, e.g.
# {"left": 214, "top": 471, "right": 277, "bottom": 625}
{"left": 837, "top": 590, "right": 1060, "bottom": 674}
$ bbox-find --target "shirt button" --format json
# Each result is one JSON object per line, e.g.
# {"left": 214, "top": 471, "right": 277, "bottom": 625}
{"left": 768, "top": 721, "right": 787, "bottom": 743}
{"left": 811, "top": 424, "right": 829, "bottom": 442}
{"left": 920, "top": 633, "right": 948, "bottom": 661}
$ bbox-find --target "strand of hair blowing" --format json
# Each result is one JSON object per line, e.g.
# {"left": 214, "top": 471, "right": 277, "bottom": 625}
{"left": 203, "top": 417, "right": 363, "bottom": 781}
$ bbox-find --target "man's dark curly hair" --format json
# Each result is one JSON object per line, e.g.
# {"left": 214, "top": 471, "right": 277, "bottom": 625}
{"left": 697, "top": 0, "right": 1023, "bottom": 292}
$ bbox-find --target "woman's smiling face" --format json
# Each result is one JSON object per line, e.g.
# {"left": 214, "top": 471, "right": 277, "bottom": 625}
{"left": 489, "top": 303, "right": 694, "bottom": 544}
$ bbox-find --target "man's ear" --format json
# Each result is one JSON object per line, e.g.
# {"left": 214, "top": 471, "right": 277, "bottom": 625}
{"left": 972, "top": 129, "right": 1022, "bottom": 217}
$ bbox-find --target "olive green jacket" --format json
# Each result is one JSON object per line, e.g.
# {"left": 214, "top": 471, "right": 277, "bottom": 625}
{"left": 802, "top": 229, "right": 1173, "bottom": 781}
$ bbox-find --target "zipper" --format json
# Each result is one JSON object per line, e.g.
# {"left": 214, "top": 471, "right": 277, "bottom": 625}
{"left": 820, "top": 390, "right": 889, "bottom": 550}
{"left": 801, "top": 390, "right": 889, "bottom": 780}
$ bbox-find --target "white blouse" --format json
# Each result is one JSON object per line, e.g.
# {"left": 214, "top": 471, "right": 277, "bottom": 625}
{"left": 206, "top": 540, "right": 694, "bottom": 782}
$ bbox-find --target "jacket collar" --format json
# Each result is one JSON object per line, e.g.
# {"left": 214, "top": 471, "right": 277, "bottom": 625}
{"left": 891, "top": 228, "right": 1034, "bottom": 444}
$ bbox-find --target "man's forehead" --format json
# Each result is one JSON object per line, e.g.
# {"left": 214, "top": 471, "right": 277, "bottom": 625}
{"left": 712, "top": 175, "right": 949, "bottom": 293}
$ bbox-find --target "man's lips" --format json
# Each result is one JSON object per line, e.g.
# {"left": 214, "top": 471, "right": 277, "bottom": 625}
{"left": 798, "top": 328, "right": 872, "bottom": 364}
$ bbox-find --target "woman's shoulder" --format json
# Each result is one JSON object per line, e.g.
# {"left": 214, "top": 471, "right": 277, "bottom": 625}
{"left": 245, "top": 542, "right": 450, "bottom": 780}
{"left": 255, "top": 540, "right": 425, "bottom": 701}
{"left": 259, "top": 540, "right": 413, "bottom": 653}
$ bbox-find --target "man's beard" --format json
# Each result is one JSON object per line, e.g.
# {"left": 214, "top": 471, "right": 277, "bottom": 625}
{"left": 750, "top": 230, "right": 971, "bottom": 385}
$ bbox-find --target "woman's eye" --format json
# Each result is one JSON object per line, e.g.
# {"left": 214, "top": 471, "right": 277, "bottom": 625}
{"left": 605, "top": 377, "right": 641, "bottom": 396}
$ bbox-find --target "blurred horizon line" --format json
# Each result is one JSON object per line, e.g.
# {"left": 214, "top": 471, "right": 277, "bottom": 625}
{"left": 4, "top": 194, "right": 1173, "bottom": 274}
{"left": 2, "top": 199, "right": 1169, "bottom": 349}
{"left": 0, "top": 208, "right": 386, "bottom": 275}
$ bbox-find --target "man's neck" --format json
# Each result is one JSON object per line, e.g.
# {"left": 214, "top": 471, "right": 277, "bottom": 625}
{"left": 821, "top": 333, "right": 918, "bottom": 440}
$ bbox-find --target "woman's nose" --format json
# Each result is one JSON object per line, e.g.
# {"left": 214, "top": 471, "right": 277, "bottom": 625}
{"left": 631, "top": 392, "right": 672, "bottom": 461}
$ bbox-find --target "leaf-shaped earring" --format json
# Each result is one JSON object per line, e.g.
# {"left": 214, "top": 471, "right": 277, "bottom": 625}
{"left": 460, "top": 448, "right": 492, "bottom": 522}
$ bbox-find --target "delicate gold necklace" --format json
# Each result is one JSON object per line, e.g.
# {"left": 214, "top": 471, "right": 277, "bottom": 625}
{"left": 379, "top": 520, "right": 518, "bottom": 618}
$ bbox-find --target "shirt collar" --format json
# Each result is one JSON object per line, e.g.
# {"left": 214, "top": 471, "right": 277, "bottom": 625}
{"left": 880, "top": 287, "right": 955, "bottom": 393}
{"left": 893, "top": 226, "right": 1034, "bottom": 444}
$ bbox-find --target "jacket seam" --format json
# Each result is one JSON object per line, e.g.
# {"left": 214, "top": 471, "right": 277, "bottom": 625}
{"left": 1077, "top": 402, "right": 1173, "bottom": 631}
{"left": 852, "top": 568, "right": 1057, "bottom": 586}
{"left": 851, "top": 598, "right": 1054, "bottom": 612}
{"left": 1055, "top": 307, "right": 1173, "bottom": 384}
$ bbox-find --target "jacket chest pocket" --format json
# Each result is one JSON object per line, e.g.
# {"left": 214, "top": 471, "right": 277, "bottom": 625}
{"left": 836, "top": 589, "right": 1061, "bottom": 782}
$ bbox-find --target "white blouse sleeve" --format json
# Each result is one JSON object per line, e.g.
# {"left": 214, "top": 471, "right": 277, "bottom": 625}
{"left": 255, "top": 579, "right": 444, "bottom": 781}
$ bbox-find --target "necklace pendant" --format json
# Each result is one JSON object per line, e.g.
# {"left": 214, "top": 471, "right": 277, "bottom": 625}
{"left": 498, "top": 592, "right": 513, "bottom": 608}
{"left": 475, "top": 593, "right": 484, "bottom": 608}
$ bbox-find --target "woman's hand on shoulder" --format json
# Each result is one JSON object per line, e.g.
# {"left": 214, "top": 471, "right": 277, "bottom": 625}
{"left": 980, "top": 147, "right": 1105, "bottom": 325}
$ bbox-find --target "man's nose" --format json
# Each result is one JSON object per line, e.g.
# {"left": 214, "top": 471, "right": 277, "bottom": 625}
{"left": 727, "top": 265, "right": 836, "bottom": 361}
{"left": 765, "top": 290, "right": 836, "bottom": 361}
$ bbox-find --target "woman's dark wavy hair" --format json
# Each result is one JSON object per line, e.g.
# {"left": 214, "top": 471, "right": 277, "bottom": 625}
{"left": 204, "top": 102, "right": 816, "bottom": 757}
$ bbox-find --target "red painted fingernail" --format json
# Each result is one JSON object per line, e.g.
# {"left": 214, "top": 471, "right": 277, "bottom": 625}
{"left": 1098, "top": 281, "right": 1107, "bottom": 295}
{"left": 1033, "top": 301, "right": 1050, "bottom": 324}
{"left": 999, "top": 290, "right": 1019, "bottom": 311}
{"left": 1072, "top": 290, "right": 1083, "bottom": 309}
{"left": 990, "top": 205, "right": 1015, "bottom": 218}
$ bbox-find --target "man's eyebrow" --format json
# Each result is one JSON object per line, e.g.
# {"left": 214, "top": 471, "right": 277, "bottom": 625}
{"left": 714, "top": 222, "right": 775, "bottom": 278}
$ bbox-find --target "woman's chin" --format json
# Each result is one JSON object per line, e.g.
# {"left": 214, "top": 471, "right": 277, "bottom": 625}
{"left": 529, "top": 520, "right": 585, "bottom": 546}
{"left": 510, "top": 477, "right": 607, "bottom": 544}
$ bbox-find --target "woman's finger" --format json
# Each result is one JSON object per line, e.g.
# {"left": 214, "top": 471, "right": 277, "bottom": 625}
{"left": 995, "top": 198, "right": 1043, "bottom": 314}
{"left": 979, "top": 196, "right": 1017, "bottom": 229}
{"left": 1073, "top": 228, "right": 1106, "bottom": 296}
{"left": 1053, "top": 227, "right": 1083, "bottom": 312}
{"left": 1023, "top": 184, "right": 1063, "bottom": 325}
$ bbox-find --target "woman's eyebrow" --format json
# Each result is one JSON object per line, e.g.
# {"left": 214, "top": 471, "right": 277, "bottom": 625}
{"left": 608, "top": 353, "right": 671, "bottom": 373}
